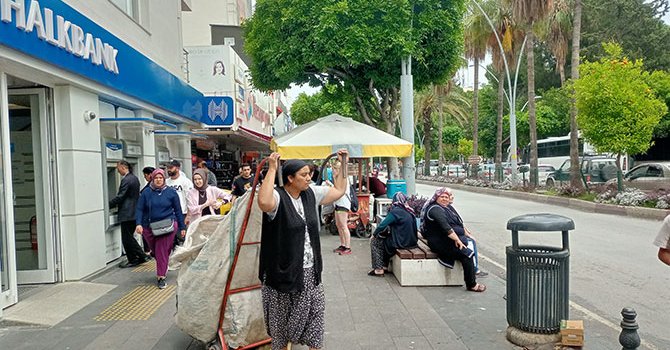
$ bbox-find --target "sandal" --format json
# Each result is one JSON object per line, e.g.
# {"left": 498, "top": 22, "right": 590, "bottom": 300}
{"left": 367, "top": 270, "right": 384, "bottom": 277}
{"left": 467, "top": 283, "right": 487, "bottom": 292}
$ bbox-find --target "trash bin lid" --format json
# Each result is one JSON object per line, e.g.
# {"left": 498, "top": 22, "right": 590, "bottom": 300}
{"left": 506, "top": 213, "right": 575, "bottom": 232}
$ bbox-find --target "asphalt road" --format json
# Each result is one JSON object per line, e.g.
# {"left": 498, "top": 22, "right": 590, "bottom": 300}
{"left": 415, "top": 183, "right": 670, "bottom": 349}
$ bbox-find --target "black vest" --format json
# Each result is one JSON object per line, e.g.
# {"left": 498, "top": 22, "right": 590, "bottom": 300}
{"left": 259, "top": 187, "right": 322, "bottom": 293}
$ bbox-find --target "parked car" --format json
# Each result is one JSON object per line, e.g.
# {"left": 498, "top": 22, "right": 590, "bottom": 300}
{"left": 546, "top": 156, "right": 618, "bottom": 187}
{"left": 608, "top": 162, "right": 670, "bottom": 191}
{"left": 446, "top": 164, "right": 466, "bottom": 177}
{"left": 507, "top": 164, "right": 555, "bottom": 186}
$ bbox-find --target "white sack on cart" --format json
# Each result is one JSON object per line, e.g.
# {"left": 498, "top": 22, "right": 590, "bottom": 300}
{"left": 169, "top": 191, "right": 267, "bottom": 346}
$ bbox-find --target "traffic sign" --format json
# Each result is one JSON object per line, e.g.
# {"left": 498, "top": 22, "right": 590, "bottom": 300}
{"left": 468, "top": 155, "right": 483, "bottom": 165}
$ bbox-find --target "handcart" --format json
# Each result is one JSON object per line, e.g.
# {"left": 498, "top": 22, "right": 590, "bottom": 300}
{"left": 207, "top": 158, "right": 271, "bottom": 350}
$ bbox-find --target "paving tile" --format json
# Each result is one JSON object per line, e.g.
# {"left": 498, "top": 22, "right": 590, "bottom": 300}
{"left": 393, "top": 335, "right": 434, "bottom": 350}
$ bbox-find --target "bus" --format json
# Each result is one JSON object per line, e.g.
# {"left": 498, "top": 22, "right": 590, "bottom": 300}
{"left": 521, "top": 134, "right": 629, "bottom": 171}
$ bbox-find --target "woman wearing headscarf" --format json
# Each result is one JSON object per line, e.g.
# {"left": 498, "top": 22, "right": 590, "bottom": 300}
{"left": 186, "top": 168, "right": 232, "bottom": 222}
{"left": 420, "top": 187, "right": 486, "bottom": 292}
{"left": 257, "top": 150, "right": 349, "bottom": 350}
{"left": 368, "top": 192, "right": 418, "bottom": 277}
{"left": 135, "top": 169, "right": 186, "bottom": 289}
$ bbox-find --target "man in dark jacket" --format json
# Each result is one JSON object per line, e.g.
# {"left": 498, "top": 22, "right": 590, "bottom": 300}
{"left": 110, "top": 160, "right": 148, "bottom": 268}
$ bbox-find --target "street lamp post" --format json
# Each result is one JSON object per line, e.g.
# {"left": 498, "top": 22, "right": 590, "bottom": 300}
{"left": 469, "top": 0, "right": 527, "bottom": 185}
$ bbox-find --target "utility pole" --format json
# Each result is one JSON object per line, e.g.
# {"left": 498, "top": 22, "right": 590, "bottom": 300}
{"left": 400, "top": 57, "right": 416, "bottom": 195}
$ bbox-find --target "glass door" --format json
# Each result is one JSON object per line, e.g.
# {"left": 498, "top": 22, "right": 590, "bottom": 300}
{"left": 0, "top": 73, "right": 17, "bottom": 310}
{"left": 8, "top": 88, "right": 56, "bottom": 284}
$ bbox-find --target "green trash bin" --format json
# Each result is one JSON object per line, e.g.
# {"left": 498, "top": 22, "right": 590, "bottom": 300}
{"left": 506, "top": 213, "right": 575, "bottom": 334}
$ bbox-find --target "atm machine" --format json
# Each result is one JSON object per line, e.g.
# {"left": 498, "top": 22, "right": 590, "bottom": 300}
{"left": 156, "top": 146, "right": 170, "bottom": 168}
{"left": 103, "top": 139, "right": 123, "bottom": 230}
{"left": 123, "top": 141, "right": 142, "bottom": 174}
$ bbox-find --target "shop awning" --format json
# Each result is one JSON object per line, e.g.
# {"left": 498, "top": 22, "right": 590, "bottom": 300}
{"left": 271, "top": 114, "right": 413, "bottom": 159}
{"left": 193, "top": 126, "right": 271, "bottom": 152}
{"left": 99, "top": 117, "right": 177, "bottom": 131}
{"left": 153, "top": 130, "right": 207, "bottom": 139}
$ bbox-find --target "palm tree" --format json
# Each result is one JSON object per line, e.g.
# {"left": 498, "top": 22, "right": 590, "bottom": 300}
{"left": 510, "top": 0, "right": 553, "bottom": 187}
{"left": 487, "top": 0, "right": 523, "bottom": 181}
{"left": 569, "top": 0, "right": 583, "bottom": 188}
{"left": 415, "top": 82, "right": 471, "bottom": 174}
{"left": 464, "top": 7, "right": 491, "bottom": 159}
{"left": 415, "top": 88, "right": 436, "bottom": 175}
{"left": 546, "top": 0, "right": 572, "bottom": 86}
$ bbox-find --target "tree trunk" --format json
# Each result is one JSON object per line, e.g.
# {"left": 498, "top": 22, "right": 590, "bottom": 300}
{"left": 527, "top": 31, "right": 538, "bottom": 188}
{"left": 569, "top": 0, "right": 583, "bottom": 189}
{"left": 559, "top": 64, "right": 566, "bottom": 87}
{"left": 423, "top": 110, "right": 432, "bottom": 176}
{"left": 438, "top": 87, "right": 444, "bottom": 176}
{"left": 473, "top": 57, "right": 480, "bottom": 157}
{"left": 495, "top": 73, "right": 505, "bottom": 181}
{"left": 381, "top": 115, "right": 401, "bottom": 179}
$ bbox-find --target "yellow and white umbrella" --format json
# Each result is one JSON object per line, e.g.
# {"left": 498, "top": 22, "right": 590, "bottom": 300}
{"left": 271, "top": 114, "right": 413, "bottom": 159}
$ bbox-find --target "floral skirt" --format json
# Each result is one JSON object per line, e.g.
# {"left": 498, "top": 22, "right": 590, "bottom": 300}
{"left": 261, "top": 267, "right": 325, "bottom": 350}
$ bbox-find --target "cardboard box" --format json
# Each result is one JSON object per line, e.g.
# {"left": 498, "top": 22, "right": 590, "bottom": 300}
{"left": 561, "top": 320, "right": 584, "bottom": 346}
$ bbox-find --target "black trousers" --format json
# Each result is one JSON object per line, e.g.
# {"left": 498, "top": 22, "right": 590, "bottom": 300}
{"left": 121, "top": 220, "right": 146, "bottom": 264}
{"left": 430, "top": 237, "right": 477, "bottom": 289}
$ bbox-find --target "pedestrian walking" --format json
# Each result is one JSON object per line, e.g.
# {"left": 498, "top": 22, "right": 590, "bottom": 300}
{"left": 331, "top": 161, "right": 353, "bottom": 255}
{"left": 135, "top": 169, "right": 186, "bottom": 289}
{"left": 186, "top": 168, "right": 231, "bottom": 222}
{"left": 197, "top": 160, "right": 218, "bottom": 187}
{"left": 257, "top": 150, "right": 349, "bottom": 350}
{"left": 109, "top": 160, "right": 148, "bottom": 268}
{"left": 231, "top": 163, "right": 254, "bottom": 203}
{"left": 166, "top": 159, "right": 192, "bottom": 242}
{"left": 654, "top": 214, "right": 670, "bottom": 265}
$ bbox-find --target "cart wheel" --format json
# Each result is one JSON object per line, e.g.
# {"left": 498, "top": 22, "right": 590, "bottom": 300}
{"left": 207, "top": 339, "right": 222, "bottom": 350}
{"left": 355, "top": 222, "right": 371, "bottom": 238}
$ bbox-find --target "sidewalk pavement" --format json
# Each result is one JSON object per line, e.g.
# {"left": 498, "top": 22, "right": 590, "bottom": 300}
{"left": 0, "top": 229, "right": 619, "bottom": 350}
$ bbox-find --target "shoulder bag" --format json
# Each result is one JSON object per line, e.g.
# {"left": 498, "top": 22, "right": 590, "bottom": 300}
{"left": 148, "top": 191, "right": 175, "bottom": 237}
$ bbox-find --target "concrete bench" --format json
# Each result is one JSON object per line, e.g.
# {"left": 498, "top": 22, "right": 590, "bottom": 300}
{"left": 390, "top": 239, "right": 464, "bottom": 286}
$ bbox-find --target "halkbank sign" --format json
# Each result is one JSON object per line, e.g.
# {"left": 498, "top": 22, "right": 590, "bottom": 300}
{"left": 0, "top": 0, "right": 205, "bottom": 122}
{"left": 1, "top": 0, "right": 119, "bottom": 74}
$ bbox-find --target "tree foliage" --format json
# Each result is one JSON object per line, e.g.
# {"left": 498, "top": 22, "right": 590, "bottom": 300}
{"left": 244, "top": 0, "right": 466, "bottom": 128}
{"left": 574, "top": 43, "right": 668, "bottom": 161}
{"left": 290, "top": 86, "right": 358, "bottom": 125}
{"left": 581, "top": 0, "right": 670, "bottom": 71}
{"left": 645, "top": 70, "right": 670, "bottom": 138}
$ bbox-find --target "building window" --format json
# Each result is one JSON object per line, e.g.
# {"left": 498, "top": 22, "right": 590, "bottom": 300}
{"left": 110, "top": 0, "right": 140, "bottom": 22}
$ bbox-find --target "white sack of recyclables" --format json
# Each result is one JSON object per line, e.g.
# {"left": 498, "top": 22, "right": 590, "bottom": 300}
{"left": 169, "top": 190, "right": 267, "bottom": 347}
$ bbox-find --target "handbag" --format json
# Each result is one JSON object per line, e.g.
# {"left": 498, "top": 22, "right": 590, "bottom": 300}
{"left": 147, "top": 191, "right": 175, "bottom": 237}
{"left": 150, "top": 218, "right": 175, "bottom": 236}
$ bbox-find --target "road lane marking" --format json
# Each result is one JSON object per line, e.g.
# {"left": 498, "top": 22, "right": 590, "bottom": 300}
{"left": 479, "top": 253, "right": 657, "bottom": 350}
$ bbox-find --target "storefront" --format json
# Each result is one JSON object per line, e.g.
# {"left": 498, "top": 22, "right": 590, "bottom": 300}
{"left": 185, "top": 44, "right": 275, "bottom": 188}
{"left": 0, "top": 0, "right": 205, "bottom": 315}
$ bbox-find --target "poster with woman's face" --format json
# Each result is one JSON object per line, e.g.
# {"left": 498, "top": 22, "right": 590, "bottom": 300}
{"left": 185, "top": 45, "right": 233, "bottom": 94}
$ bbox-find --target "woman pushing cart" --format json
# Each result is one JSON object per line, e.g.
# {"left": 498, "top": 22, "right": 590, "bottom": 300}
{"left": 256, "top": 150, "right": 349, "bottom": 350}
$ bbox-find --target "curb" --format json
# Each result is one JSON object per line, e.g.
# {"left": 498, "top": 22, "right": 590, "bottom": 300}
{"left": 417, "top": 179, "right": 668, "bottom": 221}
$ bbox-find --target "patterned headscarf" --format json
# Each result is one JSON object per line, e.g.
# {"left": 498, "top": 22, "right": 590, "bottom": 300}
{"left": 193, "top": 168, "right": 209, "bottom": 191}
{"left": 149, "top": 169, "right": 167, "bottom": 190}
{"left": 391, "top": 192, "right": 415, "bottom": 216}
{"left": 419, "top": 187, "right": 452, "bottom": 220}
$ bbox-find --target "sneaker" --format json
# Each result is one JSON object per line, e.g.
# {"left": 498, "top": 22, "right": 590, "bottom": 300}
{"left": 339, "top": 247, "right": 352, "bottom": 255}
{"left": 476, "top": 270, "right": 489, "bottom": 277}
{"left": 157, "top": 278, "right": 167, "bottom": 289}
{"left": 333, "top": 245, "right": 346, "bottom": 253}
{"left": 437, "top": 257, "right": 454, "bottom": 269}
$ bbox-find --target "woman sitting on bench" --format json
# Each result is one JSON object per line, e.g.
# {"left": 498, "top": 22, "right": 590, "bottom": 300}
{"left": 420, "top": 187, "right": 486, "bottom": 292}
{"left": 368, "top": 192, "right": 418, "bottom": 277}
